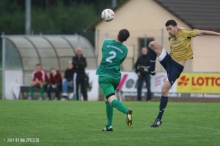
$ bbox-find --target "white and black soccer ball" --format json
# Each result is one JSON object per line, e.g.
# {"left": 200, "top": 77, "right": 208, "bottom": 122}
{"left": 101, "top": 9, "right": 114, "bottom": 22}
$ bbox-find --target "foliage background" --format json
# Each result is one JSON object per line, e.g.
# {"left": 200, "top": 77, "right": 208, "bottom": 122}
{"left": 0, "top": 0, "right": 126, "bottom": 61}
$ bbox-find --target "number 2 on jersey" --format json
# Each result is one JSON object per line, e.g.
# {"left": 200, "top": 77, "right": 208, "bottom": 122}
{"left": 106, "top": 51, "right": 116, "bottom": 63}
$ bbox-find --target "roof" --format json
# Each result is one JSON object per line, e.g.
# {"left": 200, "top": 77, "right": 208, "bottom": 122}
{"left": 154, "top": 0, "right": 220, "bottom": 30}
{"left": 89, "top": 0, "right": 220, "bottom": 31}
{"left": 2, "top": 35, "right": 97, "bottom": 85}
{"left": 87, "top": 0, "right": 129, "bottom": 30}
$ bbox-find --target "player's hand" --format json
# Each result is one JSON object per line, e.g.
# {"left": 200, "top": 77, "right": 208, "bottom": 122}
{"left": 137, "top": 72, "right": 141, "bottom": 76}
{"left": 52, "top": 85, "right": 55, "bottom": 88}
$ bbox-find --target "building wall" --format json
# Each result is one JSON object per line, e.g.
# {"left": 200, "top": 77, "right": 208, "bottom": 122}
{"left": 95, "top": 0, "right": 218, "bottom": 72}
{"left": 192, "top": 36, "right": 220, "bottom": 72}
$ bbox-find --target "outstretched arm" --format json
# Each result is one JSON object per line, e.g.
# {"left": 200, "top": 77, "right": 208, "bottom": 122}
{"left": 197, "top": 30, "right": 220, "bottom": 36}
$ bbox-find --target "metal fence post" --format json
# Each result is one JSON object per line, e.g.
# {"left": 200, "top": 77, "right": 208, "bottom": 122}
{"left": 160, "top": 29, "right": 164, "bottom": 71}
{"left": 25, "top": 0, "right": 31, "bottom": 35}
{"left": 144, "top": 35, "right": 147, "bottom": 47}
{"left": 132, "top": 44, "right": 135, "bottom": 69}
{"left": 96, "top": 29, "right": 100, "bottom": 65}
{"left": 2, "top": 35, "right": 5, "bottom": 99}
{"left": 77, "top": 35, "right": 81, "bottom": 47}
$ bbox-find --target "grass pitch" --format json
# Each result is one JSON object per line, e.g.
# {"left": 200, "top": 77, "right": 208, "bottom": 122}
{"left": 0, "top": 100, "right": 219, "bottom": 146}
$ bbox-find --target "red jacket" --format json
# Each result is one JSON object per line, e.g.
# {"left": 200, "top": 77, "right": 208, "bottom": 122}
{"left": 32, "top": 70, "right": 49, "bottom": 82}
{"left": 49, "top": 70, "right": 62, "bottom": 85}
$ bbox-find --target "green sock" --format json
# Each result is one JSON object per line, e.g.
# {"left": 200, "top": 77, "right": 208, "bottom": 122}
{"left": 105, "top": 101, "right": 113, "bottom": 127}
{"left": 40, "top": 87, "right": 44, "bottom": 98}
{"left": 29, "top": 86, "right": 34, "bottom": 97}
{"left": 73, "top": 94, "right": 77, "bottom": 100}
{"left": 111, "top": 99, "right": 128, "bottom": 114}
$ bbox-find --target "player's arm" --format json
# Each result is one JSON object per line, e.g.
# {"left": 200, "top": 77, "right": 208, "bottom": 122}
{"left": 196, "top": 30, "right": 220, "bottom": 36}
{"left": 32, "top": 71, "right": 36, "bottom": 82}
{"left": 81, "top": 57, "right": 87, "bottom": 68}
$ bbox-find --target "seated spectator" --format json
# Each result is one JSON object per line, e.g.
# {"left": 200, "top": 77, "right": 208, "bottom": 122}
{"left": 47, "top": 68, "right": 62, "bottom": 100}
{"left": 28, "top": 64, "right": 49, "bottom": 100}
{"left": 62, "top": 61, "right": 75, "bottom": 100}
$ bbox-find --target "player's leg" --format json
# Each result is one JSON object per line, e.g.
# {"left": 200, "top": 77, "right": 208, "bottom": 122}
{"left": 108, "top": 95, "right": 132, "bottom": 127}
{"left": 39, "top": 82, "right": 45, "bottom": 100}
{"left": 145, "top": 74, "right": 152, "bottom": 101}
{"left": 150, "top": 50, "right": 171, "bottom": 127}
{"left": 99, "top": 77, "right": 114, "bottom": 131}
{"left": 80, "top": 75, "right": 88, "bottom": 101}
{"left": 74, "top": 73, "right": 80, "bottom": 100}
{"left": 62, "top": 80, "right": 68, "bottom": 99}
{"left": 111, "top": 77, "right": 132, "bottom": 126}
{"left": 67, "top": 82, "right": 73, "bottom": 100}
{"left": 107, "top": 95, "right": 128, "bottom": 114}
{"left": 148, "top": 41, "right": 163, "bottom": 57}
{"left": 151, "top": 53, "right": 184, "bottom": 127}
{"left": 149, "top": 41, "right": 164, "bottom": 70}
{"left": 99, "top": 77, "right": 132, "bottom": 130}
{"left": 28, "top": 81, "right": 37, "bottom": 100}
{"left": 102, "top": 100, "right": 114, "bottom": 131}
{"left": 47, "top": 84, "right": 51, "bottom": 100}
{"left": 73, "top": 73, "right": 78, "bottom": 100}
{"left": 137, "top": 75, "right": 144, "bottom": 101}
{"left": 55, "top": 83, "right": 61, "bottom": 100}
{"left": 151, "top": 81, "right": 171, "bottom": 127}
{"left": 158, "top": 81, "right": 170, "bottom": 119}
{"left": 112, "top": 77, "right": 132, "bottom": 115}
{"left": 140, "top": 41, "right": 163, "bottom": 75}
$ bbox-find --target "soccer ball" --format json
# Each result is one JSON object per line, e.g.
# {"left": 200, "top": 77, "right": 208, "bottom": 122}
{"left": 101, "top": 9, "right": 114, "bottom": 22}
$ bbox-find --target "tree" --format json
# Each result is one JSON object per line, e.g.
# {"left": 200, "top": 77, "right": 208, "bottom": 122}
{"left": 0, "top": 0, "right": 24, "bottom": 34}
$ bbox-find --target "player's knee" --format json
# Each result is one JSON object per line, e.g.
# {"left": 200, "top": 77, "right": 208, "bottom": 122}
{"left": 161, "top": 88, "right": 169, "bottom": 96}
{"left": 106, "top": 93, "right": 117, "bottom": 105}
{"left": 149, "top": 41, "right": 157, "bottom": 49}
{"left": 39, "top": 83, "right": 44, "bottom": 87}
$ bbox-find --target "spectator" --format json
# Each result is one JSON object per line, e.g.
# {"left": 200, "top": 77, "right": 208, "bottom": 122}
{"left": 47, "top": 68, "right": 62, "bottom": 100}
{"left": 72, "top": 48, "right": 88, "bottom": 101}
{"left": 28, "top": 64, "right": 50, "bottom": 100}
{"left": 134, "top": 47, "right": 152, "bottom": 101}
{"left": 62, "top": 61, "right": 75, "bottom": 100}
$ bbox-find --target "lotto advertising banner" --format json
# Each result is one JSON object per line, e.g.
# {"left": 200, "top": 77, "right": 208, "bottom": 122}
{"left": 177, "top": 73, "right": 220, "bottom": 94}
{"left": 119, "top": 72, "right": 220, "bottom": 98}
{"left": 176, "top": 73, "right": 220, "bottom": 98}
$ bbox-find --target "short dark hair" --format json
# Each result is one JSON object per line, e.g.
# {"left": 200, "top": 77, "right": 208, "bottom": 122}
{"left": 35, "top": 63, "right": 41, "bottom": 67}
{"left": 165, "top": 20, "right": 177, "bottom": 27}
{"left": 118, "top": 29, "right": 130, "bottom": 42}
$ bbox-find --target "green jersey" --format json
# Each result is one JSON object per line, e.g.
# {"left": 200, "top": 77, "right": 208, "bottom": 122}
{"left": 96, "top": 39, "right": 128, "bottom": 79}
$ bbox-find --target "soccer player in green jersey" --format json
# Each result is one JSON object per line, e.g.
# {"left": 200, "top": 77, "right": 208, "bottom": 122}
{"left": 96, "top": 29, "right": 132, "bottom": 131}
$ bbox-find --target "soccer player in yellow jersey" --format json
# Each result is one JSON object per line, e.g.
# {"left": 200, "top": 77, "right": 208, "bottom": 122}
{"left": 140, "top": 20, "right": 220, "bottom": 127}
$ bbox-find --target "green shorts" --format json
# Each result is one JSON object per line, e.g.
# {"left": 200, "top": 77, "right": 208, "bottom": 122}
{"left": 98, "top": 76, "right": 120, "bottom": 98}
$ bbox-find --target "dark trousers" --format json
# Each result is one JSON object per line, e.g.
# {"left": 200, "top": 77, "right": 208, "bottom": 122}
{"left": 74, "top": 73, "right": 88, "bottom": 101}
{"left": 137, "top": 74, "right": 151, "bottom": 101}
{"left": 47, "top": 83, "right": 61, "bottom": 100}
